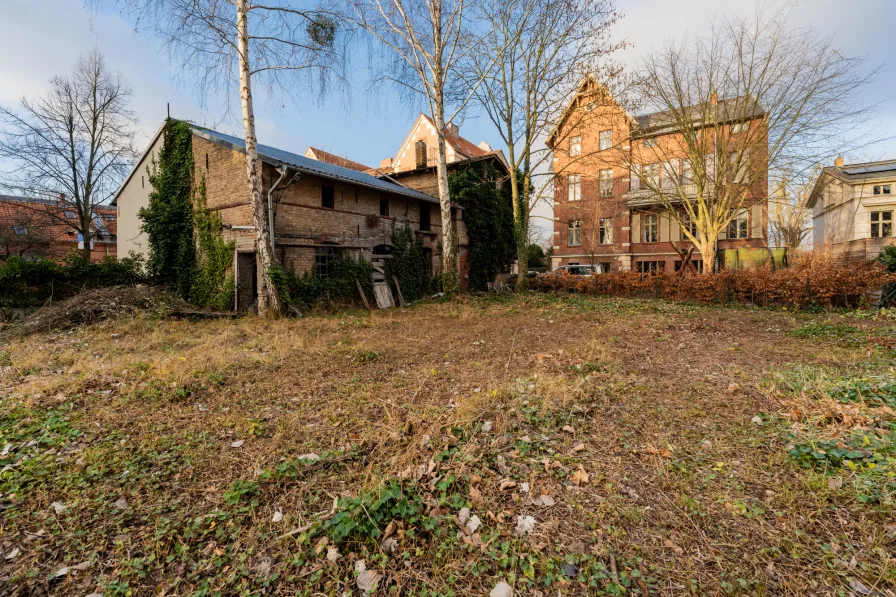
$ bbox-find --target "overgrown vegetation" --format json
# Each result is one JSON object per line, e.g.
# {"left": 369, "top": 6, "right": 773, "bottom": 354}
{"left": 449, "top": 164, "right": 515, "bottom": 291}
{"left": 0, "top": 252, "right": 146, "bottom": 309}
{"left": 188, "top": 180, "right": 235, "bottom": 310}
{"left": 272, "top": 257, "right": 374, "bottom": 312}
{"left": 385, "top": 225, "right": 430, "bottom": 302}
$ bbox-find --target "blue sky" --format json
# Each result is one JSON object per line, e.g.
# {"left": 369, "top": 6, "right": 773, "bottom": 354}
{"left": 2, "top": 0, "right": 895, "bottom": 240}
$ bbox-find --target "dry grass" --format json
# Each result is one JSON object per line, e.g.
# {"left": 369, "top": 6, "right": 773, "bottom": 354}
{"left": 1, "top": 293, "right": 894, "bottom": 596}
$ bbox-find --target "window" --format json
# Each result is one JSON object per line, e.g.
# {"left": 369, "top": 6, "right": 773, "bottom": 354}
{"left": 322, "top": 183, "right": 335, "bottom": 209}
{"left": 379, "top": 197, "right": 389, "bottom": 217}
{"left": 871, "top": 211, "right": 893, "bottom": 238}
{"left": 681, "top": 213, "right": 697, "bottom": 238}
{"left": 642, "top": 213, "right": 658, "bottom": 243}
{"left": 568, "top": 174, "right": 581, "bottom": 201}
{"left": 567, "top": 220, "right": 582, "bottom": 246}
{"left": 599, "top": 169, "right": 613, "bottom": 198}
{"left": 419, "top": 201, "right": 431, "bottom": 231}
{"left": 599, "top": 218, "right": 612, "bottom": 244}
{"left": 599, "top": 262, "right": 612, "bottom": 273}
{"left": 13, "top": 225, "right": 27, "bottom": 236}
{"left": 637, "top": 261, "right": 665, "bottom": 274}
{"left": 642, "top": 163, "right": 659, "bottom": 187}
{"left": 569, "top": 136, "right": 581, "bottom": 157}
{"left": 103, "top": 214, "right": 115, "bottom": 222}
{"left": 599, "top": 130, "right": 612, "bottom": 151}
{"left": 64, "top": 210, "right": 77, "bottom": 219}
{"left": 681, "top": 160, "right": 694, "bottom": 185}
{"left": 643, "top": 137, "right": 657, "bottom": 148}
{"left": 729, "top": 151, "right": 748, "bottom": 183}
{"left": 874, "top": 185, "right": 892, "bottom": 195}
{"left": 421, "top": 248, "right": 433, "bottom": 277}
{"left": 728, "top": 210, "right": 748, "bottom": 239}
{"left": 674, "top": 259, "right": 703, "bottom": 273}
{"left": 731, "top": 122, "right": 746, "bottom": 134}
{"left": 315, "top": 245, "right": 340, "bottom": 278}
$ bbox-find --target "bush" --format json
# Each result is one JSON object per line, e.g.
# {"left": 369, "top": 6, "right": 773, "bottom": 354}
{"left": 0, "top": 253, "right": 147, "bottom": 308}
{"left": 531, "top": 255, "right": 893, "bottom": 310}
{"left": 272, "top": 257, "right": 375, "bottom": 312}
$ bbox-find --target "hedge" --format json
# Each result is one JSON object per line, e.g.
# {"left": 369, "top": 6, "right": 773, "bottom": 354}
{"left": 0, "top": 253, "right": 147, "bottom": 308}
{"left": 531, "top": 255, "right": 894, "bottom": 310}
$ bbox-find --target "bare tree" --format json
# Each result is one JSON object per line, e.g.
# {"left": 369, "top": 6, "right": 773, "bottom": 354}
{"left": 466, "top": 0, "right": 625, "bottom": 288}
{"left": 0, "top": 51, "right": 136, "bottom": 260}
{"left": 349, "top": 0, "right": 488, "bottom": 294}
{"left": 769, "top": 170, "right": 813, "bottom": 251}
{"left": 623, "top": 6, "right": 876, "bottom": 272}
{"left": 106, "top": 0, "right": 344, "bottom": 315}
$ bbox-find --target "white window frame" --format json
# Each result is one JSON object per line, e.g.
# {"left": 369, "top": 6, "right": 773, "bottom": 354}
{"left": 599, "top": 130, "right": 612, "bottom": 151}
{"left": 569, "top": 135, "right": 581, "bottom": 157}
{"left": 731, "top": 122, "right": 747, "bottom": 134}
{"left": 681, "top": 212, "right": 697, "bottom": 238}
{"left": 567, "top": 220, "right": 582, "bottom": 246}
{"left": 728, "top": 210, "right": 748, "bottom": 239}
{"left": 599, "top": 169, "right": 613, "bottom": 198}
{"left": 642, "top": 213, "right": 658, "bottom": 243}
{"left": 873, "top": 184, "right": 892, "bottom": 195}
{"left": 643, "top": 137, "right": 658, "bottom": 148}
{"left": 681, "top": 160, "right": 694, "bottom": 185}
{"left": 568, "top": 174, "right": 581, "bottom": 201}
{"left": 871, "top": 211, "right": 893, "bottom": 238}
{"left": 599, "top": 218, "right": 613, "bottom": 245}
{"left": 642, "top": 163, "right": 659, "bottom": 187}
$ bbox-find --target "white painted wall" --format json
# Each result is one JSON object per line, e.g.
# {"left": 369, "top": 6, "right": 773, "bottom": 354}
{"left": 116, "top": 130, "right": 165, "bottom": 258}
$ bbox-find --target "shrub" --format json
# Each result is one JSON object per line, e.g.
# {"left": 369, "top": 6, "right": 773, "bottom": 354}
{"left": 531, "top": 256, "right": 894, "bottom": 310}
{"left": 272, "top": 257, "right": 375, "bottom": 312}
{"left": 0, "top": 253, "right": 147, "bottom": 308}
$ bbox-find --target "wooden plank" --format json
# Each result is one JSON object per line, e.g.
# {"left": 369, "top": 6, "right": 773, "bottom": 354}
{"left": 355, "top": 279, "right": 372, "bottom": 311}
{"left": 373, "top": 283, "right": 394, "bottom": 309}
{"left": 392, "top": 276, "right": 407, "bottom": 307}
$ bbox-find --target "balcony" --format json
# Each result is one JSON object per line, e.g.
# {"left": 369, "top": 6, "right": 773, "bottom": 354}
{"left": 625, "top": 184, "right": 700, "bottom": 207}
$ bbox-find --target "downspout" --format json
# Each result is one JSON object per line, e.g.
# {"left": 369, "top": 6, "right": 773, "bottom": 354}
{"left": 268, "top": 163, "right": 290, "bottom": 254}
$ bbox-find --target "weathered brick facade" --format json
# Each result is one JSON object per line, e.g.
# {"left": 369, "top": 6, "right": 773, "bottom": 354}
{"left": 549, "top": 79, "right": 769, "bottom": 272}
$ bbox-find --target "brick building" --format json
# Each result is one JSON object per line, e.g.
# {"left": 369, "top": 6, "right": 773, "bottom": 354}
{"left": 0, "top": 195, "right": 116, "bottom": 262}
{"left": 548, "top": 77, "right": 769, "bottom": 273}
{"left": 115, "top": 122, "right": 469, "bottom": 310}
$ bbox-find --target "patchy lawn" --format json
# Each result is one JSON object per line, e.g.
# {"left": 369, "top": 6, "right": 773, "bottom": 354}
{"left": 1, "top": 294, "right": 895, "bottom": 597}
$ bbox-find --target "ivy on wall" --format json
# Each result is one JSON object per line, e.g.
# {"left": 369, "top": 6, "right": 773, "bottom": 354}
{"left": 386, "top": 225, "right": 430, "bottom": 302}
{"left": 449, "top": 163, "right": 516, "bottom": 291}
{"left": 139, "top": 118, "right": 234, "bottom": 309}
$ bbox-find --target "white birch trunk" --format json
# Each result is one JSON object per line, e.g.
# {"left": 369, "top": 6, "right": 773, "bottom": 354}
{"left": 236, "top": 0, "right": 281, "bottom": 314}
{"left": 432, "top": 93, "right": 458, "bottom": 293}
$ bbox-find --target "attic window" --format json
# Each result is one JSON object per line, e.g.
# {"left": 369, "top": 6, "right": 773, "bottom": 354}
{"left": 13, "top": 225, "right": 27, "bottom": 236}
{"left": 64, "top": 210, "right": 77, "bottom": 219}
{"left": 322, "top": 182, "right": 335, "bottom": 209}
{"left": 379, "top": 197, "right": 389, "bottom": 217}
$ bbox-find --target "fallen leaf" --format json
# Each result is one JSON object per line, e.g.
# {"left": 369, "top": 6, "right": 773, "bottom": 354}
{"left": 848, "top": 578, "right": 871, "bottom": 595}
{"left": 751, "top": 415, "right": 763, "bottom": 426}
{"left": 562, "top": 425, "right": 575, "bottom": 433}
{"left": 572, "top": 442, "right": 585, "bottom": 453}
{"left": 499, "top": 479, "right": 517, "bottom": 490}
{"left": 231, "top": 440, "right": 245, "bottom": 448}
{"left": 71, "top": 561, "right": 91, "bottom": 571}
{"left": 271, "top": 510, "right": 283, "bottom": 523}
{"left": 113, "top": 497, "right": 128, "bottom": 510}
{"left": 381, "top": 537, "right": 398, "bottom": 553}
{"left": 515, "top": 515, "right": 536, "bottom": 536}
{"left": 50, "top": 501, "right": 68, "bottom": 514}
{"left": 570, "top": 468, "right": 589, "bottom": 486}
{"left": 355, "top": 561, "right": 380, "bottom": 595}
{"left": 539, "top": 495, "right": 555, "bottom": 507}
{"left": 314, "top": 536, "right": 329, "bottom": 555}
{"left": 519, "top": 482, "right": 530, "bottom": 493}
{"left": 490, "top": 580, "right": 513, "bottom": 597}
{"left": 326, "top": 545, "right": 342, "bottom": 562}
{"left": 5, "top": 548, "right": 20, "bottom": 560}
{"left": 481, "top": 421, "right": 493, "bottom": 433}
{"left": 51, "top": 567, "right": 69, "bottom": 579}
{"left": 297, "top": 453, "right": 319, "bottom": 463}
{"left": 466, "top": 514, "right": 481, "bottom": 534}
{"left": 457, "top": 507, "right": 471, "bottom": 526}
{"left": 828, "top": 477, "right": 843, "bottom": 490}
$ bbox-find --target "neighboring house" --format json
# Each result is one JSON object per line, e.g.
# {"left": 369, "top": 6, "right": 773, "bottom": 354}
{"left": 304, "top": 147, "right": 373, "bottom": 172}
{"left": 808, "top": 157, "right": 896, "bottom": 262}
{"left": 115, "top": 121, "right": 470, "bottom": 310}
{"left": 547, "top": 77, "right": 769, "bottom": 273}
{"left": 0, "top": 195, "right": 117, "bottom": 262}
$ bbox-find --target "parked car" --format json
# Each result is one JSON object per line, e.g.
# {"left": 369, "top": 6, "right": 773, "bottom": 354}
{"left": 553, "top": 264, "right": 605, "bottom": 276}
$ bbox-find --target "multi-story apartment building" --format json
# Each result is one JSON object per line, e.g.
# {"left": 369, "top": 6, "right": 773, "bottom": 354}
{"left": 808, "top": 157, "right": 896, "bottom": 261}
{"left": 548, "top": 77, "right": 769, "bottom": 273}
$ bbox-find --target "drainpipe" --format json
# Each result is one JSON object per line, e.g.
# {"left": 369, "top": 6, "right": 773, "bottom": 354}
{"left": 268, "top": 163, "right": 290, "bottom": 253}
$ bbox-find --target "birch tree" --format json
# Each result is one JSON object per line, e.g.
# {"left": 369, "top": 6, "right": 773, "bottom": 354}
{"left": 769, "top": 170, "right": 813, "bottom": 251}
{"left": 0, "top": 50, "right": 136, "bottom": 260}
{"left": 624, "top": 7, "right": 874, "bottom": 272}
{"left": 349, "top": 0, "right": 483, "bottom": 294}
{"left": 466, "top": 0, "right": 624, "bottom": 288}
{"left": 105, "top": 0, "right": 344, "bottom": 315}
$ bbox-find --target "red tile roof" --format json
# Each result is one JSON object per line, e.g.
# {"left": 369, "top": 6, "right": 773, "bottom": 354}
{"left": 306, "top": 147, "right": 373, "bottom": 172}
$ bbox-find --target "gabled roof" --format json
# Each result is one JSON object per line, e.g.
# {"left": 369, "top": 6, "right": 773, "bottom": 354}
{"left": 392, "top": 113, "right": 491, "bottom": 169}
{"left": 388, "top": 150, "right": 511, "bottom": 180}
{"left": 305, "top": 147, "right": 373, "bottom": 172}
{"left": 546, "top": 74, "right": 637, "bottom": 149}
{"left": 192, "top": 126, "right": 439, "bottom": 204}
{"left": 632, "top": 95, "right": 765, "bottom": 138}
{"left": 807, "top": 159, "right": 896, "bottom": 208}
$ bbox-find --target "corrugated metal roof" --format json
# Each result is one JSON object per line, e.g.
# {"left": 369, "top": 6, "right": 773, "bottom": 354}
{"left": 192, "top": 127, "right": 439, "bottom": 204}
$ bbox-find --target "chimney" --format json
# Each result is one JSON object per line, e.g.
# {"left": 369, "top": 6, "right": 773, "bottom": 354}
{"left": 379, "top": 157, "right": 392, "bottom": 169}
{"left": 415, "top": 139, "right": 427, "bottom": 169}
{"left": 445, "top": 123, "right": 458, "bottom": 136}
{"left": 834, "top": 155, "right": 844, "bottom": 168}
{"left": 478, "top": 141, "right": 492, "bottom": 151}
{"left": 57, "top": 193, "right": 67, "bottom": 207}
{"left": 710, "top": 92, "right": 718, "bottom": 105}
